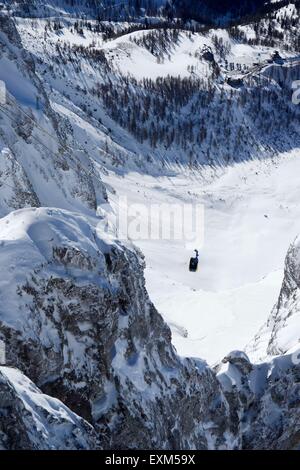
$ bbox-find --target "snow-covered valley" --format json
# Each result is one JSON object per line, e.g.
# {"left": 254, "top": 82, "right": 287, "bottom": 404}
{"left": 104, "top": 149, "right": 300, "bottom": 364}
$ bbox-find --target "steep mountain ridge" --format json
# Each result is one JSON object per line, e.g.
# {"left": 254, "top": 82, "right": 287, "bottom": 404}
{"left": 0, "top": 0, "right": 168, "bottom": 20}
{"left": 173, "top": 0, "right": 283, "bottom": 24}
{"left": 2, "top": 0, "right": 292, "bottom": 24}
{"left": 0, "top": 14, "right": 107, "bottom": 216}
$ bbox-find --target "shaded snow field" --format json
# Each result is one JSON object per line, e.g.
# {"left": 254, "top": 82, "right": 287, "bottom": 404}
{"left": 104, "top": 149, "right": 300, "bottom": 365}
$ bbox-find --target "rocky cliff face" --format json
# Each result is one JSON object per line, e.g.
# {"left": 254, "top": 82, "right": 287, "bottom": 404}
{"left": 0, "top": 366, "right": 100, "bottom": 450}
{"left": 217, "top": 350, "right": 300, "bottom": 450}
{"left": 0, "top": 207, "right": 299, "bottom": 450}
{"left": 247, "top": 236, "right": 300, "bottom": 362}
{"left": 0, "top": 14, "right": 107, "bottom": 217}
{"left": 267, "top": 237, "right": 300, "bottom": 357}
{"left": 0, "top": 207, "right": 236, "bottom": 450}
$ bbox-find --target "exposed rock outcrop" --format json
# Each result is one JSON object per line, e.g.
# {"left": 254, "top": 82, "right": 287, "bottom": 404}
{"left": 0, "top": 366, "right": 100, "bottom": 450}
{"left": 217, "top": 350, "right": 300, "bottom": 450}
{"left": 0, "top": 207, "right": 236, "bottom": 450}
{"left": 247, "top": 236, "right": 300, "bottom": 361}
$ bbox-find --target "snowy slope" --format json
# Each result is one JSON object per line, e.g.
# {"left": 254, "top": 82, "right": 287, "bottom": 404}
{"left": 101, "top": 27, "right": 296, "bottom": 80}
{"left": 236, "top": 1, "right": 299, "bottom": 51}
{"left": 0, "top": 366, "right": 99, "bottom": 449}
{"left": 13, "top": 15, "right": 300, "bottom": 172}
{"left": 0, "top": 0, "right": 168, "bottom": 19}
{"left": 0, "top": 14, "right": 107, "bottom": 217}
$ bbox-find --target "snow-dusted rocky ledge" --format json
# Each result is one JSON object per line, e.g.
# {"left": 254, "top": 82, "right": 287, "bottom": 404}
{"left": 0, "top": 366, "right": 99, "bottom": 450}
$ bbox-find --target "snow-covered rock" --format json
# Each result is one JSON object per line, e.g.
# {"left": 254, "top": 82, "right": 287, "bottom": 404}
{"left": 0, "top": 207, "right": 236, "bottom": 449}
{"left": 267, "top": 236, "right": 300, "bottom": 356}
{"left": 0, "top": 366, "right": 99, "bottom": 450}
{"left": 217, "top": 350, "right": 300, "bottom": 449}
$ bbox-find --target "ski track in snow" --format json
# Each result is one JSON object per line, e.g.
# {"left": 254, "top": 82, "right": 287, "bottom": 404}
{"left": 104, "top": 150, "right": 300, "bottom": 365}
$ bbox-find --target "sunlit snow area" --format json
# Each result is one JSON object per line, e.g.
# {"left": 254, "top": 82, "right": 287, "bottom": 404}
{"left": 104, "top": 149, "right": 300, "bottom": 365}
